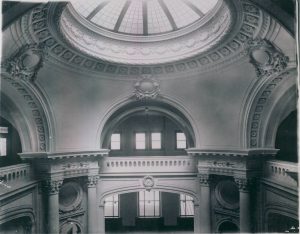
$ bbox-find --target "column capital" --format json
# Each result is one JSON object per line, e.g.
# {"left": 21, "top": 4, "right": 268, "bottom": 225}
{"left": 42, "top": 179, "right": 63, "bottom": 195}
{"left": 87, "top": 175, "right": 99, "bottom": 188}
{"left": 234, "top": 177, "right": 255, "bottom": 192}
{"left": 198, "top": 174, "right": 211, "bottom": 186}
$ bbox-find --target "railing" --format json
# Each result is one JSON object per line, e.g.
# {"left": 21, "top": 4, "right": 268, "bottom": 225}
{"left": 0, "top": 163, "right": 32, "bottom": 192}
{"left": 264, "top": 160, "right": 298, "bottom": 188}
{"left": 100, "top": 156, "right": 197, "bottom": 175}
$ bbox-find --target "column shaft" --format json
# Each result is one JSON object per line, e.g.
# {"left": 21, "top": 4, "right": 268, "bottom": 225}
{"left": 48, "top": 193, "right": 59, "bottom": 234}
{"left": 240, "top": 191, "right": 251, "bottom": 232}
{"left": 88, "top": 186, "right": 98, "bottom": 233}
{"left": 199, "top": 185, "right": 211, "bottom": 233}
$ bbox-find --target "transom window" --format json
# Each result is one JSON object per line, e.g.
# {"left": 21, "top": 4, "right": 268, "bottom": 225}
{"left": 136, "top": 132, "right": 146, "bottom": 150}
{"left": 0, "top": 127, "right": 8, "bottom": 156}
{"left": 180, "top": 194, "right": 194, "bottom": 216}
{"left": 176, "top": 132, "right": 187, "bottom": 149}
{"left": 110, "top": 133, "right": 121, "bottom": 150}
{"left": 104, "top": 194, "right": 119, "bottom": 217}
{"left": 151, "top": 132, "right": 161, "bottom": 149}
{"left": 139, "top": 190, "right": 160, "bottom": 217}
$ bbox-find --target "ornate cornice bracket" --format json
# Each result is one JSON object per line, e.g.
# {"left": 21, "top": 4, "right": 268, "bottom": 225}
{"left": 246, "top": 39, "right": 289, "bottom": 78}
{"left": 2, "top": 44, "right": 47, "bottom": 82}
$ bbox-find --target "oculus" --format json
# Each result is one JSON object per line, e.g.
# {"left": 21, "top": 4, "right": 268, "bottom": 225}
{"left": 215, "top": 180, "right": 239, "bottom": 210}
{"left": 59, "top": 182, "right": 83, "bottom": 212}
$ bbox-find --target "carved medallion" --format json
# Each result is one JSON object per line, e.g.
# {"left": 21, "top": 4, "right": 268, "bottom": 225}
{"left": 142, "top": 175, "right": 155, "bottom": 190}
{"left": 246, "top": 39, "right": 289, "bottom": 78}
{"left": 2, "top": 44, "right": 46, "bottom": 82}
{"left": 134, "top": 75, "right": 160, "bottom": 100}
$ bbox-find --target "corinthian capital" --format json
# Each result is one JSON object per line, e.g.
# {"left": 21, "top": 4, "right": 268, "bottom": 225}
{"left": 198, "top": 174, "right": 210, "bottom": 186}
{"left": 234, "top": 177, "right": 255, "bottom": 192}
{"left": 42, "top": 179, "right": 63, "bottom": 195}
{"left": 87, "top": 175, "right": 99, "bottom": 188}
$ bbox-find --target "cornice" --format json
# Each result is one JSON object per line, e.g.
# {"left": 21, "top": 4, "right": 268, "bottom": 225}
{"left": 19, "top": 0, "right": 271, "bottom": 79}
{"left": 187, "top": 148, "right": 278, "bottom": 157}
{"left": 19, "top": 150, "right": 109, "bottom": 160}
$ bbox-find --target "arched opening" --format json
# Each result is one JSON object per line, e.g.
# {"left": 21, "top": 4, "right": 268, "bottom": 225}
{"left": 0, "top": 116, "right": 22, "bottom": 167}
{"left": 218, "top": 221, "right": 239, "bottom": 233}
{"left": 0, "top": 216, "right": 32, "bottom": 234}
{"left": 275, "top": 110, "right": 297, "bottom": 162}
{"left": 101, "top": 100, "right": 196, "bottom": 156}
{"left": 103, "top": 190, "right": 195, "bottom": 233}
{"left": 267, "top": 213, "right": 299, "bottom": 232}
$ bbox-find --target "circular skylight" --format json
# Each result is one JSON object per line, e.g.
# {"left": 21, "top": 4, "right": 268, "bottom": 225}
{"left": 71, "top": 0, "right": 219, "bottom": 35}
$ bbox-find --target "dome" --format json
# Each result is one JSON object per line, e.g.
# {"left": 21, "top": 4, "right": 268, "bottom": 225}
{"left": 60, "top": 0, "right": 232, "bottom": 65}
{"left": 70, "top": 0, "right": 219, "bottom": 36}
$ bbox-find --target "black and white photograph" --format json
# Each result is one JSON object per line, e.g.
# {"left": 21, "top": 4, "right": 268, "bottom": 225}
{"left": 0, "top": 0, "right": 298, "bottom": 233}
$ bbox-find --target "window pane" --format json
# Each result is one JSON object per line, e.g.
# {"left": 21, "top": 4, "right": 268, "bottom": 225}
{"left": 0, "top": 127, "right": 8, "bottom": 134}
{"left": 136, "top": 133, "right": 146, "bottom": 149}
{"left": 151, "top": 133, "right": 161, "bottom": 149}
{"left": 111, "top": 141, "right": 120, "bottom": 150}
{"left": 180, "top": 194, "right": 194, "bottom": 217}
{"left": 111, "top": 133, "right": 121, "bottom": 150}
{"left": 139, "top": 190, "right": 160, "bottom": 217}
{"left": 176, "top": 132, "right": 187, "bottom": 149}
{"left": 104, "top": 194, "right": 119, "bottom": 217}
{"left": 0, "top": 138, "right": 7, "bottom": 156}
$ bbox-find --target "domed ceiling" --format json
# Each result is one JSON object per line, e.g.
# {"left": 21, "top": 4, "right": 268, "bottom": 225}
{"left": 71, "top": 0, "right": 219, "bottom": 35}
{"left": 60, "top": 0, "right": 231, "bottom": 65}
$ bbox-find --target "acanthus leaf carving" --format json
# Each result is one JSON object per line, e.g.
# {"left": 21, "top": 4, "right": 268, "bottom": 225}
{"left": 133, "top": 74, "right": 160, "bottom": 100}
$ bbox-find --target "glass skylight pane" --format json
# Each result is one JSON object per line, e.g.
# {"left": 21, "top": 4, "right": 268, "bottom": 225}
{"left": 147, "top": 0, "right": 172, "bottom": 34}
{"left": 163, "top": 0, "right": 200, "bottom": 28}
{"left": 119, "top": 0, "right": 143, "bottom": 34}
{"left": 71, "top": 0, "right": 105, "bottom": 18}
{"left": 188, "top": 0, "right": 219, "bottom": 14}
{"left": 91, "top": 0, "right": 127, "bottom": 30}
{"left": 0, "top": 138, "right": 7, "bottom": 156}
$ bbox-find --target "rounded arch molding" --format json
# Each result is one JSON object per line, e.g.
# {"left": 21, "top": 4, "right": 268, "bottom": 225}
{"left": 97, "top": 95, "right": 200, "bottom": 149}
{"left": 242, "top": 69, "right": 297, "bottom": 148}
{"left": 1, "top": 73, "right": 56, "bottom": 152}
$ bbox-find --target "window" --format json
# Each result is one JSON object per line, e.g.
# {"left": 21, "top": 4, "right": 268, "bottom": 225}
{"left": 0, "top": 127, "right": 8, "bottom": 156}
{"left": 176, "top": 132, "right": 187, "bottom": 149}
{"left": 180, "top": 194, "right": 194, "bottom": 216}
{"left": 104, "top": 194, "right": 119, "bottom": 217}
{"left": 151, "top": 132, "right": 161, "bottom": 149}
{"left": 136, "top": 132, "right": 146, "bottom": 149}
{"left": 110, "top": 133, "right": 121, "bottom": 150}
{"left": 139, "top": 190, "right": 160, "bottom": 217}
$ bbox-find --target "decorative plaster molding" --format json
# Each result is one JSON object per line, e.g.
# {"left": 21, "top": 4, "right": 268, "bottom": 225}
{"left": 2, "top": 44, "right": 46, "bottom": 82}
{"left": 246, "top": 39, "right": 289, "bottom": 78}
{"left": 1, "top": 74, "right": 48, "bottom": 151}
{"left": 142, "top": 175, "right": 155, "bottom": 191}
{"left": 248, "top": 72, "right": 289, "bottom": 147}
{"left": 133, "top": 75, "right": 160, "bottom": 100}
